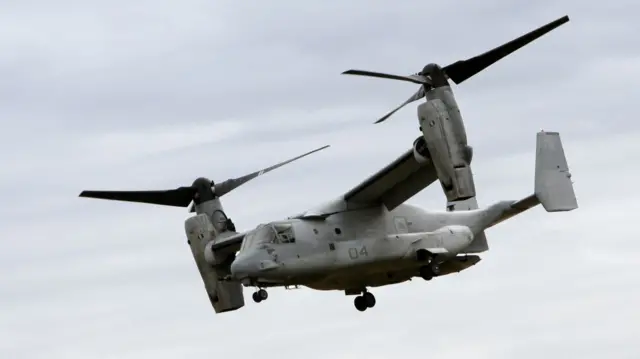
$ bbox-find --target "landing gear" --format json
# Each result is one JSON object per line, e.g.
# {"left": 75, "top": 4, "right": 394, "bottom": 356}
{"left": 252, "top": 288, "right": 268, "bottom": 303}
{"left": 419, "top": 263, "right": 441, "bottom": 281}
{"left": 354, "top": 291, "right": 376, "bottom": 312}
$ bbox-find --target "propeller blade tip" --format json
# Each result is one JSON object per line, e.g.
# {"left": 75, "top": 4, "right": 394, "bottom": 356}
{"left": 311, "top": 144, "right": 331, "bottom": 153}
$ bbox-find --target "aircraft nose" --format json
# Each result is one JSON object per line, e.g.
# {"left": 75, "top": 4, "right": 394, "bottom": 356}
{"left": 230, "top": 256, "right": 255, "bottom": 280}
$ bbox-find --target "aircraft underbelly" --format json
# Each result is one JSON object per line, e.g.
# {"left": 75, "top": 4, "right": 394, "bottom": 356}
{"left": 253, "top": 232, "right": 480, "bottom": 291}
{"left": 304, "top": 255, "right": 482, "bottom": 291}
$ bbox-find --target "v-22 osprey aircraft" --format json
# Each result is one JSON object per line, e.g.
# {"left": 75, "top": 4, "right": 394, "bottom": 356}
{"left": 79, "top": 130, "right": 577, "bottom": 312}
{"left": 78, "top": 15, "right": 577, "bottom": 313}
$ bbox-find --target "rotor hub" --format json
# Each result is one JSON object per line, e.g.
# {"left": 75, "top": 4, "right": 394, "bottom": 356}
{"left": 192, "top": 177, "right": 216, "bottom": 204}
{"left": 420, "top": 63, "right": 449, "bottom": 88}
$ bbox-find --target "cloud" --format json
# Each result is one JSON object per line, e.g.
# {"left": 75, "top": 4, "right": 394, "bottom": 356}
{"left": 1, "top": 1, "right": 640, "bottom": 359}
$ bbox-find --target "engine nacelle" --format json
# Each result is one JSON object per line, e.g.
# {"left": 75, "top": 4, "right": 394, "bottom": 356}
{"left": 448, "top": 166, "right": 476, "bottom": 201}
{"left": 412, "top": 136, "right": 431, "bottom": 164}
{"left": 185, "top": 213, "right": 244, "bottom": 314}
{"left": 417, "top": 88, "right": 477, "bottom": 202}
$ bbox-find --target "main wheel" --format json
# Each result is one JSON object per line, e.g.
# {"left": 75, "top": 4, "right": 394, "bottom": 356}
{"left": 419, "top": 266, "right": 433, "bottom": 281}
{"left": 252, "top": 292, "right": 262, "bottom": 303}
{"left": 258, "top": 289, "right": 268, "bottom": 301}
{"left": 354, "top": 296, "right": 367, "bottom": 311}
{"left": 363, "top": 292, "right": 376, "bottom": 308}
{"left": 430, "top": 263, "right": 441, "bottom": 276}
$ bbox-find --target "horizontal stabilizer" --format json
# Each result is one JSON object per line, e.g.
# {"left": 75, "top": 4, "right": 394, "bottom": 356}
{"left": 535, "top": 131, "right": 578, "bottom": 212}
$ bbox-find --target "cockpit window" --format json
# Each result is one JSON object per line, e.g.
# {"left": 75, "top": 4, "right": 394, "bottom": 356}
{"left": 239, "top": 223, "right": 296, "bottom": 251}
{"left": 239, "top": 224, "right": 277, "bottom": 252}
{"left": 274, "top": 223, "right": 296, "bottom": 243}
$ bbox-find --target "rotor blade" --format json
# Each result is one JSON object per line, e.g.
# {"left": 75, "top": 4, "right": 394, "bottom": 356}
{"left": 342, "top": 69, "right": 431, "bottom": 85}
{"left": 213, "top": 145, "right": 330, "bottom": 197}
{"left": 443, "top": 15, "right": 570, "bottom": 84}
{"left": 375, "top": 86, "right": 426, "bottom": 124}
{"left": 79, "top": 186, "right": 195, "bottom": 207}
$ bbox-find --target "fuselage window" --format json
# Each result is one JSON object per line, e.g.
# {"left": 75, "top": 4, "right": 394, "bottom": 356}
{"left": 271, "top": 223, "right": 296, "bottom": 244}
{"left": 277, "top": 230, "right": 296, "bottom": 243}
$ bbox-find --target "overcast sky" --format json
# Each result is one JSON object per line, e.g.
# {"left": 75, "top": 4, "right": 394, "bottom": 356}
{"left": 1, "top": 1, "right": 639, "bottom": 358}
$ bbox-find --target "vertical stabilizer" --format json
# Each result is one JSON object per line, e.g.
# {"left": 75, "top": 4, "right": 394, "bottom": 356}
{"left": 477, "top": 131, "right": 578, "bottom": 230}
{"left": 535, "top": 131, "right": 578, "bottom": 211}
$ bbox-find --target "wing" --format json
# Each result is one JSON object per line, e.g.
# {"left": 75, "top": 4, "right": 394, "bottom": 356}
{"left": 210, "top": 231, "right": 246, "bottom": 253}
{"left": 342, "top": 145, "right": 438, "bottom": 211}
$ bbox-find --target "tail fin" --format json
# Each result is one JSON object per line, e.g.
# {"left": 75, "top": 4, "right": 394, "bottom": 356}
{"left": 534, "top": 131, "right": 578, "bottom": 211}
{"left": 484, "top": 131, "right": 578, "bottom": 229}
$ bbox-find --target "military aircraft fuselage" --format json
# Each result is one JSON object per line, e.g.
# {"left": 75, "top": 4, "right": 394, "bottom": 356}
{"left": 228, "top": 201, "right": 503, "bottom": 292}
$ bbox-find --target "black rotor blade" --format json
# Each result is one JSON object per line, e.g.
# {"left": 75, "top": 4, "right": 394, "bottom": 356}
{"left": 342, "top": 69, "right": 431, "bottom": 85}
{"left": 79, "top": 186, "right": 195, "bottom": 207}
{"left": 213, "top": 145, "right": 330, "bottom": 198}
{"left": 443, "top": 15, "right": 570, "bottom": 84}
{"left": 375, "top": 86, "right": 426, "bottom": 124}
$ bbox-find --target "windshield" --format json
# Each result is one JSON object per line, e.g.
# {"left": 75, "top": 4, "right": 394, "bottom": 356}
{"left": 239, "top": 224, "right": 277, "bottom": 252}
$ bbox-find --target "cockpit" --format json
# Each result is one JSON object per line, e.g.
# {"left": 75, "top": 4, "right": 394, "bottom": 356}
{"left": 239, "top": 222, "right": 296, "bottom": 253}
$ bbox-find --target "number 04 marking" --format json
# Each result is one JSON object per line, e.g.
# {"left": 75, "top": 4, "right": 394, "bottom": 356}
{"left": 348, "top": 246, "right": 368, "bottom": 260}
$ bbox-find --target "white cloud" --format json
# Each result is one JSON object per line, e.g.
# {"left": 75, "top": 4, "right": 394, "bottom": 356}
{"left": 1, "top": 1, "right": 639, "bottom": 359}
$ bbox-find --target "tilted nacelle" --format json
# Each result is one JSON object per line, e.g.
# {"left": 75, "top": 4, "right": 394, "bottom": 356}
{"left": 418, "top": 86, "right": 476, "bottom": 202}
{"left": 185, "top": 199, "right": 244, "bottom": 314}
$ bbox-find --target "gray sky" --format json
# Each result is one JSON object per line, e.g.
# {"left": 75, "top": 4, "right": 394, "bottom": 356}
{"left": 1, "top": 1, "right": 639, "bottom": 358}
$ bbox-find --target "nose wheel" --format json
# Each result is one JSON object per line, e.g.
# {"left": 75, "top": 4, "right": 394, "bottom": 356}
{"left": 252, "top": 289, "right": 268, "bottom": 303}
{"left": 354, "top": 291, "right": 376, "bottom": 312}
